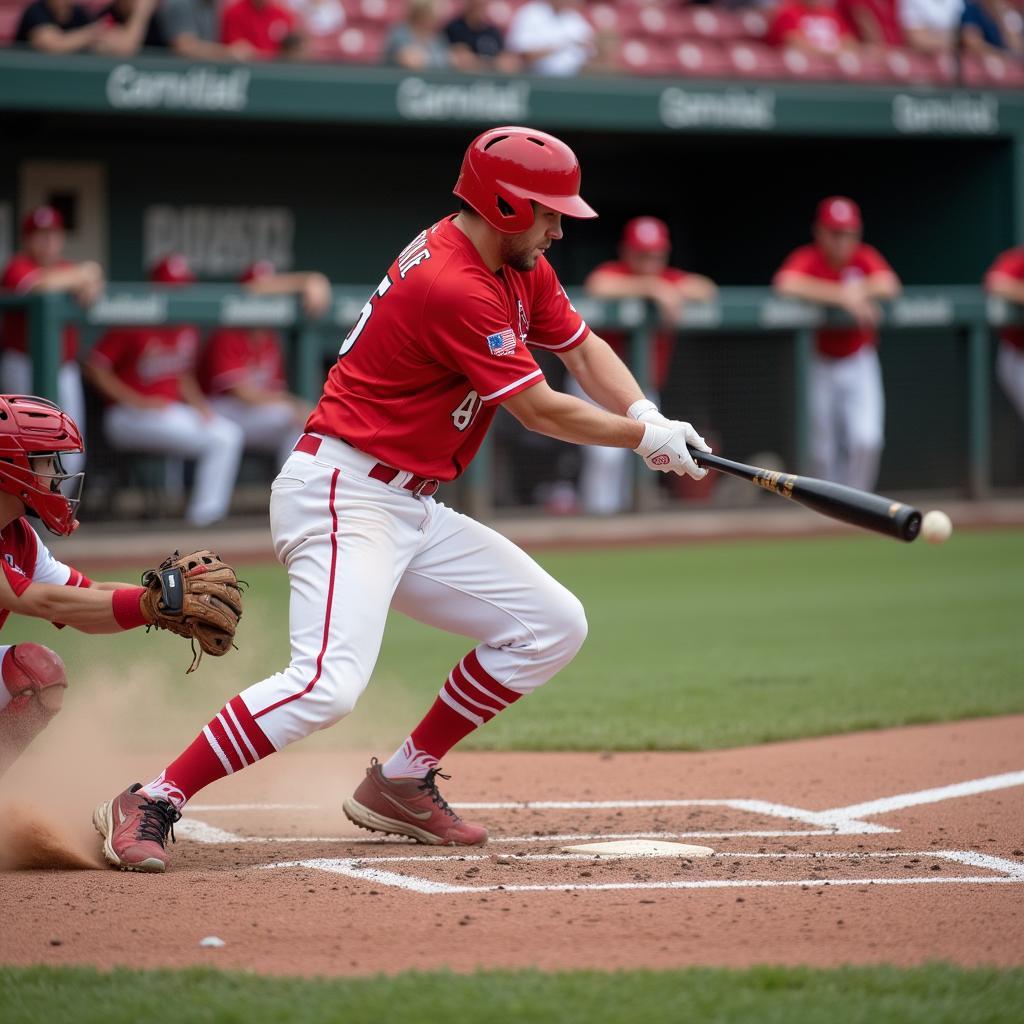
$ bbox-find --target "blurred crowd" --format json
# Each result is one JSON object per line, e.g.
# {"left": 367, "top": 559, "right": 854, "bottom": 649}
{"left": 4, "top": 200, "right": 1024, "bottom": 522}
{"left": 4, "top": 0, "right": 1024, "bottom": 79}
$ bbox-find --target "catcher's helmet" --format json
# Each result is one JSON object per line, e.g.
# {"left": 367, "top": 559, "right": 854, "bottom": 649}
{"left": 0, "top": 395, "right": 84, "bottom": 536}
{"left": 453, "top": 126, "right": 597, "bottom": 234}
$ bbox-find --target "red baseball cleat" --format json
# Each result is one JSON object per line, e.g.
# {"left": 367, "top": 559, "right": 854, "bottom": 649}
{"left": 93, "top": 783, "right": 180, "bottom": 873}
{"left": 343, "top": 758, "right": 487, "bottom": 846}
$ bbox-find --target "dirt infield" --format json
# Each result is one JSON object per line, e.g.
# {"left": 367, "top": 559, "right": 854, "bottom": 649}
{"left": 2, "top": 715, "right": 1023, "bottom": 976}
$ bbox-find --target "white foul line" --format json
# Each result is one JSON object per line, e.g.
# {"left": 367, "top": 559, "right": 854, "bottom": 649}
{"left": 263, "top": 849, "right": 1024, "bottom": 895}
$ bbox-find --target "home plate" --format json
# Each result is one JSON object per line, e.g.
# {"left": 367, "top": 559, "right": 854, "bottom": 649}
{"left": 561, "top": 840, "right": 715, "bottom": 858}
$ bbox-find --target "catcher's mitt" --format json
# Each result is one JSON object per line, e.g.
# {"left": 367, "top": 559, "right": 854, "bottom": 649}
{"left": 141, "top": 550, "right": 243, "bottom": 672}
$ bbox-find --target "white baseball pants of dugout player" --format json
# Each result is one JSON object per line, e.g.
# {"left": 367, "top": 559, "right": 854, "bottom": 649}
{"left": 102, "top": 403, "right": 245, "bottom": 526}
{"left": 235, "top": 434, "right": 588, "bottom": 750}
{"left": 809, "top": 346, "right": 885, "bottom": 492}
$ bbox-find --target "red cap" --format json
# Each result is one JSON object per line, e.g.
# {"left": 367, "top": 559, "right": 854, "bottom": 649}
{"left": 815, "top": 196, "right": 862, "bottom": 232}
{"left": 621, "top": 216, "right": 670, "bottom": 254}
{"left": 149, "top": 254, "right": 196, "bottom": 284}
{"left": 21, "top": 206, "right": 64, "bottom": 237}
{"left": 239, "top": 260, "right": 276, "bottom": 283}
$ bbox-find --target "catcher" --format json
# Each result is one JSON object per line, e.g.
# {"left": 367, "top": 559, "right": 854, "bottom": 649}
{"left": 0, "top": 394, "right": 242, "bottom": 782}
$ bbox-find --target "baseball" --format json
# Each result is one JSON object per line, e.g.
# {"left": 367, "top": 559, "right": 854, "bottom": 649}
{"left": 921, "top": 510, "right": 953, "bottom": 545}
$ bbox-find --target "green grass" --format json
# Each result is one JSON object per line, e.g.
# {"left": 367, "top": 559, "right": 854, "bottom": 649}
{"left": 21, "top": 530, "right": 1024, "bottom": 752}
{"left": 2, "top": 964, "right": 1022, "bottom": 1023}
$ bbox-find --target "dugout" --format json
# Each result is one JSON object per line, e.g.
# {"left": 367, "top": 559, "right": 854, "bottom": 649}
{"left": 0, "top": 53, "right": 1022, "bottom": 502}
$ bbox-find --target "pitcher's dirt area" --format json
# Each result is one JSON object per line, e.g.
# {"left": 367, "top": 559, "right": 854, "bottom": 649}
{"left": 2, "top": 715, "right": 1022, "bottom": 976}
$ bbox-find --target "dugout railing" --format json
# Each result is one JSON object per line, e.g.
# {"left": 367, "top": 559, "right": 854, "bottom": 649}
{"left": 0, "top": 284, "right": 1019, "bottom": 518}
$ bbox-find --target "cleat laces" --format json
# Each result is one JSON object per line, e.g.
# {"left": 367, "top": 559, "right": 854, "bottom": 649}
{"left": 135, "top": 795, "right": 181, "bottom": 848}
{"left": 418, "top": 769, "right": 462, "bottom": 821}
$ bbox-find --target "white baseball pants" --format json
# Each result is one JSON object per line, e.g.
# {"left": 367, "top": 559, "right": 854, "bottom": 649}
{"left": 809, "top": 346, "right": 885, "bottom": 492}
{"left": 997, "top": 342, "right": 1024, "bottom": 422}
{"left": 1, "top": 353, "right": 86, "bottom": 476}
{"left": 236, "top": 435, "right": 588, "bottom": 751}
{"left": 103, "top": 403, "right": 245, "bottom": 526}
{"left": 209, "top": 395, "right": 302, "bottom": 466}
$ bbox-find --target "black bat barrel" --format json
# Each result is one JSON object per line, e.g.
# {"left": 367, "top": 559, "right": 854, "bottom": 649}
{"left": 688, "top": 448, "right": 922, "bottom": 542}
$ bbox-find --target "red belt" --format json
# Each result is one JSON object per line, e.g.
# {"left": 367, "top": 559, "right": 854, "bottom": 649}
{"left": 293, "top": 433, "right": 440, "bottom": 497}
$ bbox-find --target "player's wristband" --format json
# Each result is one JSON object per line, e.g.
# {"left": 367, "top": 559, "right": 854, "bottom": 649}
{"left": 112, "top": 587, "right": 149, "bottom": 630}
{"left": 627, "top": 399, "right": 658, "bottom": 422}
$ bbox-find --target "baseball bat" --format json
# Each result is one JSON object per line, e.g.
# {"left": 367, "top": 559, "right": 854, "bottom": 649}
{"left": 686, "top": 447, "right": 922, "bottom": 542}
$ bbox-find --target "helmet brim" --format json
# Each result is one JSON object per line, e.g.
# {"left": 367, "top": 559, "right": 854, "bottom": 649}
{"left": 502, "top": 181, "right": 598, "bottom": 221}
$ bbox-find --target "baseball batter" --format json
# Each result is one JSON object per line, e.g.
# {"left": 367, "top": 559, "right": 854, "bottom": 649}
{"left": 774, "top": 197, "right": 901, "bottom": 492}
{"left": 93, "top": 126, "right": 710, "bottom": 872}
{"left": 0, "top": 395, "right": 235, "bottom": 781}
{"left": 984, "top": 245, "right": 1024, "bottom": 423}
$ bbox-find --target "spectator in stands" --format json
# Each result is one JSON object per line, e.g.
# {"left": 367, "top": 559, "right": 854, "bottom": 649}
{"left": 984, "top": 246, "right": 1024, "bottom": 423}
{"left": 960, "top": 0, "right": 1024, "bottom": 55}
{"left": 93, "top": 0, "right": 167, "bottom": 52}
{"left": 576, "top": 217, "right": 717, "bottom": 515}
{"left": 14, "top": 0, "right": 102, "bottom": 51}
{"left": 161, "top": 0, "right": 258, "bottom": 60}
{"left": 837, "top": 0, "right": 905, "bottom": 47}
{"left": 221, "top": 0, "right": 306, "bottom": 58}
{"left": 198, "top": 262, "right": 319, "bottom": 466}
{"left": 1, "top": 206, "right": 100, "bottom": 475}
{"left": 385, "top": 0, "right": 452, "bottom": 69}
{"left": 767, "top": 0, "right": 861, "bottom": 55}
{"left": 444, "top": 0, "right": 521, "bottom": 72}
{"left": 285, "top": 0, "right": 345, "bottom": 42}
{"left": 84, "top": 255, "right": 245, "bottom": 528}
{"left": 774, "top": 197, "right": 901, "bottom": 492}
{"left": 506, "top": 0, "right": 597, "bottom": 76}
{"left": 899, "top": 0, "right": 964, "bottom": 53}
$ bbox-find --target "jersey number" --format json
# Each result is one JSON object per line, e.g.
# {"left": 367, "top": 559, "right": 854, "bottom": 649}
{"left": 339, "top": 274, "right": 392, "bottom": 357}
{"left": 451, "top": 390, "right": 482, "bottom": 432}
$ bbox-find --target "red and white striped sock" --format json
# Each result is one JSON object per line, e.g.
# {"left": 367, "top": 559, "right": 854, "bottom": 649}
{"left": 381, "top": 648, "right": 522, "bottom": 779}
{"left": 143, "top": 695, "right": 276, "bottom": 809}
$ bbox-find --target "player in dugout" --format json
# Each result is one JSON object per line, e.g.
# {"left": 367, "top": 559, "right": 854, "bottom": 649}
{"left": 91, "top": 126, "right": 713, "bottom": 873}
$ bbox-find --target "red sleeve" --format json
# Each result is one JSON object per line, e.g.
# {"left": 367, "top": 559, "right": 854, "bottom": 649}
{"left": 1, "top": 559, "right": 31, "bottom": 597}
{"left": 65, "top": 567, "right": 92, "bottom": 588}
{"left": 775, "top": 245, "right": 819, "bottom": 279}
{"left": 425, "top": 281, "right": 544, "bottom": 407}
{"left": 660, "top": 267, "right": 689, "bottom": 284}
{"left": 201, "top": 329, "right": 250, "bottom": 393}
{"left": 856, "top": 244, "right": 895, "bottom": 276}
{"left": 269, "top": 335, "right": 287, "bottom": 389}
{"left": 221, "top": 1, "right": 242, "bottom": 43}
{"left": 523, "top": 257, "right": 588, "bottom": 353}
{"left": 88, "top": 328, "right": 132, "bottom": 371}
{"left": 987, "top": 248, "right": 1024, "bottom": 282}
{"left": 2, "top": 255, "right": 40, "bottom": 293}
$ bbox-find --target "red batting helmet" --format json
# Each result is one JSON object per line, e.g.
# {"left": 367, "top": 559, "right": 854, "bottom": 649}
{"left": 453, "top": 126, "right": 597, "bottom": 233}
{"left": 0, "top": 395, "right": 85, "bottom": 536}
{"left": 21, "top": 206, "right": 64, "bottom": 238}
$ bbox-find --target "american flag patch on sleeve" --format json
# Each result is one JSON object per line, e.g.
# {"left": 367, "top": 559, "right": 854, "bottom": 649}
{"left": 486, "top": 328, "right": 518, "bottom": 357}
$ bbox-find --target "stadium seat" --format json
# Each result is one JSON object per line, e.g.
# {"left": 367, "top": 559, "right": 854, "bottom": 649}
{"left": 673, "top": 39, "right": 731, "bottom": 77}
{"left": 736, "top": 7, "right": 769, "bottom": 40}
{"left": 781, "top": 48, "right": 841, "bottom": 80}
{"left": 486, "top": 0, "right": 524, "bottom": 30}
{"left": 616, "top": 4, "right": 683, "bottom": 39}
{"left": 311, "top": 25, "right": 386, "bottom": 63}
{"left": 883, "top": 48, "right": 941, "bottom": 85}
{"left": 348, "top": 0, "right": 405, "bottom": 26}
{"left": 724, "top": 41, "right": 786, "bottom": 79}
{"left": 588, "top": 2, "right": 620, "bottom": 33}
{"left": 618, "top": 38, "right": 675, "bottom": 76}
{"left": 972, "top": 53, "right": 1024, "bottom": 89}
{"left": 0, "top": 6, "right": 19, "bottom": 42}
{"left": 834, "top": 49, "right": 893, "bottom": 84}
{"left": 676, "top": 7, "right": 747, "bottom": 41}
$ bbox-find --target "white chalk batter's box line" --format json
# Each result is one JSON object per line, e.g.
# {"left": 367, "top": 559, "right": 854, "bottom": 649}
{"left": 259, "top": 849, "right": 1024, "bottom": 895}
{"left": 182, "top": 769, "right": 1024, "bottom": 847}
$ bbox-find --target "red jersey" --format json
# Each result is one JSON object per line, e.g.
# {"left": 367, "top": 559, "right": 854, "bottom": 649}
{"left": 306, "top": 216, "right": 587, "bottom": 480}
{"left": 775, "top": 243, "right": 894, "bottom": 358}
{"left": 836, "top": 0, "right": 903, "bottom": 46}
{"left": 1, "top": 254, "right": 79, "bottom": 363}
{"left": 584, "top": 260, "right": 690, "bottom": 391}
{"left": 221, "top": 0, "right": 295, "bottom": 54}
{"left": 89, "top": 325, "right": 200, "bottom": 401}
{"left": 767, "top": 2, "right": 855, "bottom": 52}
{"left": 0, "top": 517, "right": 90, "bottom": 631}
{"left": 986, "top": 247, "right": 1024, "bottom": 351}
{"left": 199, "top": 328, "right": 287, "bottom": 395}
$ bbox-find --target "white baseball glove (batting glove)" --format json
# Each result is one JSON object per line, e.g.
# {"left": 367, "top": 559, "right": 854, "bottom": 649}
{"left": 629, "top": 400, "right": 711, "bottom": 480}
